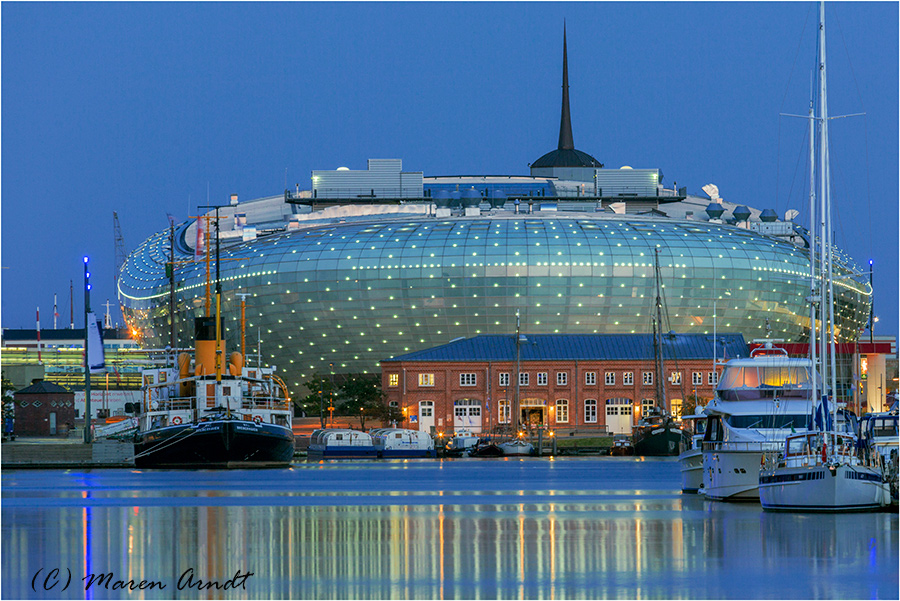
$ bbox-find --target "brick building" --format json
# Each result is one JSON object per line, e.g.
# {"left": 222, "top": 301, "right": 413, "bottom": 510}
{"left": 12, "top": 379, "right": 75, "bottom": 437}
{"left": 381, "top": 333, "right": 748, "bottom": 435}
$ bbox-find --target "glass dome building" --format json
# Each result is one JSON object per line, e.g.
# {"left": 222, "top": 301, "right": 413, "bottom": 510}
{"left": 118, "top": 189, "right": 871, "bottom": 393}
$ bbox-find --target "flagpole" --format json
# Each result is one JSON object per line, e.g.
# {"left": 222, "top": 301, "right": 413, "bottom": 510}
{"left": 83, "top": 256, "right": 92, "bottom": 444}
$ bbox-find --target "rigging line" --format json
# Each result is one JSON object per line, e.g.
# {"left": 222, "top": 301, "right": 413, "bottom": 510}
{"left": 775, "top": 2, "right": 813, "bottom": 216}
{"left": 832, "top": 7, "right": 875, "bottom": 264}
{"left": 783, "top": 118, "right": 811, "bottom": 221}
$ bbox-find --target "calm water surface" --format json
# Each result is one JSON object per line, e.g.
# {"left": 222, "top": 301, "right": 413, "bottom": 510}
{"left": 2, "top": 457, "right": 897, "bottom": 600}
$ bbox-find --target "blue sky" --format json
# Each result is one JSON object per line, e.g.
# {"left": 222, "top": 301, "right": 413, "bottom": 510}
{"left": 2, "top": 2, "right": 897, "bottom": 339}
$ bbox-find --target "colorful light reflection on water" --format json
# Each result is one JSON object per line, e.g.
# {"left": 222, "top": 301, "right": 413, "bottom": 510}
{"left": 2, "top": 457, "right": 897, "bottom": 599}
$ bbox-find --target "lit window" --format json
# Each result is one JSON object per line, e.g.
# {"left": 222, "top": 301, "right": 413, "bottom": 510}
{"left": 671, "top": 372, "right": 682, "bottom": 385}
{"left": 537, "top": 372, "right": 548, "bottom": 386}
{"left": 418, "top": 373, "right": 435, "bottom": 387}
{"left": 643, "top": 372, "right": 654, "bottom": 386}
{"left": 388, "top": 374, "right": 399, "bottom": 387}
{"left": 623, "top": 372, "right": 634, "bottom": 385}
{"left": 585, "top": 372, "right": 596, "bottom": 386}
{"left": 605, "top": 372, "right": 615, "bottom": 386}
{"left": 460, "top": 373, "right": 477, "bottom": 387}
{"left": 556, "top": 399, "right": 569, "bottom": 423}
{"left": 642, "top": 399, "right": 655, "bottom": 417}
{"left": 692, "top": 372, "right": 703, "bottom": 386}
{"left": 556, "top": 372, "right": 568, "bottom": 386}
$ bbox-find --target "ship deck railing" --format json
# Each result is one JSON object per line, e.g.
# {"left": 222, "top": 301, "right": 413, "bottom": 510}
{"left": 702, "top": 440, "right": 784, "bottom": 453}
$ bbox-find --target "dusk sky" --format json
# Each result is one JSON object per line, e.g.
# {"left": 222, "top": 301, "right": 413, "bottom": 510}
{"left": 2, "top": 2, "right": 897, "bottom": 339}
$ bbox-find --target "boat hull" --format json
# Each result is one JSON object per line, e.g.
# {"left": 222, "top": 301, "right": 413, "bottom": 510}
{"left": 307, "top": 445, "right": 378, "bottom": 459}
{"left": 702, "top": 446, "right": 773, "bottom": 501}
{"left": 760, "top": 464, "right": 890, "bottom": 512}
{"left": 134, "top": 420, "right": 294, "bottom": 468}
{"left": 633, "top": 426, "right": 685, "bottom": 457}
{"left": 378, "top": 448, "right": 436, "bottom": 458}
{"left": 679, "top": 448, "right": 703, "bottom": 493}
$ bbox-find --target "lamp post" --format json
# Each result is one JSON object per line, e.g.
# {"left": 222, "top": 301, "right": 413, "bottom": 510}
{"left": 83, "top": 256, "right": 92, "bottom": 444}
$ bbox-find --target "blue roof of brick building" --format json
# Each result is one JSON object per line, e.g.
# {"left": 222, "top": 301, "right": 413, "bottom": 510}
{"left": 383, "top": 333, "right": 748, "bottom": 363}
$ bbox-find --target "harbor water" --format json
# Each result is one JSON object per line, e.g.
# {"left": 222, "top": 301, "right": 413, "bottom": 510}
{"left": 2, "top": 457, "right": 897, "bottom": 599}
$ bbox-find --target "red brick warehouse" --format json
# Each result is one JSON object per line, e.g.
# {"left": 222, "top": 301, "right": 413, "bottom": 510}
{"left": 381, "top": 333, "right": 748, "bottom": 435}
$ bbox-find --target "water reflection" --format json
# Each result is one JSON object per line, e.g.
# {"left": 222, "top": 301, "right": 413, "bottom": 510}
{"left": 2, "top": 459, "right": 897, "bottom": 600}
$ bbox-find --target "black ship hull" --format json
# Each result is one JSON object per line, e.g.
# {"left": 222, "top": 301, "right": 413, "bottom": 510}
{"left": 134, "top": 420, "right": 294, "bottom": 468}
{"left": 633, "top": 423, "right": 687, "bottom": 457}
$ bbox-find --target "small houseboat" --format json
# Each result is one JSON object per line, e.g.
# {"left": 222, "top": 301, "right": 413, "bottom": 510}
{"left": 370, "top": 428, "right": 435, "bottom": 458}
{"left": 307, "top": 429, "right": 377, "bottom": 459}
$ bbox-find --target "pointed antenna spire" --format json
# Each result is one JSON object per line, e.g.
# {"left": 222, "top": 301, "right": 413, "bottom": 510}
{"left": 557, "top": 22, "right": 575, "bottom": 151}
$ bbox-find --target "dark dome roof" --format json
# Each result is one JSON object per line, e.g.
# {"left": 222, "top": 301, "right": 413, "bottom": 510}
{"left": 531, "top": 148, "right": 602, "bottom": 169}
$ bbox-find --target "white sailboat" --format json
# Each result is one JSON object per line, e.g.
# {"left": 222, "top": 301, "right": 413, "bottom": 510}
{"left": 758, "top": 1, "right": 889, "bottom": 512}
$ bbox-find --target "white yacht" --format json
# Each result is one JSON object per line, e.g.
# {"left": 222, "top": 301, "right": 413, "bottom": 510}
{"left": 701, "top": 345, "right": 814, "bottom": 501}
{"left": 678, "top": 409, "right": 707, "bottom": 494}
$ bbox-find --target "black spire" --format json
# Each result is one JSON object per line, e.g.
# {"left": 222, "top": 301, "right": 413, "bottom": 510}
{"left": 530, "top": 24, "right": 602, "bottom": 171}
{"left": 558, "top": 23, "right": 574, "bottom": 151}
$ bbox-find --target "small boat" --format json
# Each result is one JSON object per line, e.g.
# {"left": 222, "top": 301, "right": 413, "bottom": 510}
{"left": 678, "top": 409, "right": 706, "bottom": 493}
{"left": 133, "top": 316, "right": 294, "bottom": 468}
{"left": 858, "top": 411, "right": 899, "bottom": 504}
{"left": 498, "top": 438, "right": 534, "bottom": 456}
{"left": 307, "top": 428, "right": 378, "bottom": 459}
{"left": 609, "top": 435, "right": 635, "bottom": 456}
{"left": 370, "top": 428, "right": 435, "bottom": 458}
{"left": 469, "top": 438, "right": 504, "bottom": 457}
{"left": 443, "top": 429, "right": 480, "bottom": 457}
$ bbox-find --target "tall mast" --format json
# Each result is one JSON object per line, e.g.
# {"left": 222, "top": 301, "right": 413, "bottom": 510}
{"left": 808, "top": 72, "right": 818, "bottom": 407}
{"left": 168, "top": 218, "right": 176, "bottom": 348}
{"left": 817, "top": 0, "right": 829, "bottom": 406}
{"left": 515, "top": 309, "right": 521, "bottom": 432}
{"left": 654, "top": 249, "right": 667, "bottom": 413}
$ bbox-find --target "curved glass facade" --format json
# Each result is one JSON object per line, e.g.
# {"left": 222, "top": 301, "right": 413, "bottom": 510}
{"left": 118, "top": 211, "right": 871, "bottom": 392}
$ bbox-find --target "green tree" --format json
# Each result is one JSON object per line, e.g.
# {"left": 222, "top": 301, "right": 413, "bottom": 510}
{"left": 339, "top": 375, "right": 384, "bottom": 429}
{"left": 302, "top": 374, "right": 337, "bottom": 428}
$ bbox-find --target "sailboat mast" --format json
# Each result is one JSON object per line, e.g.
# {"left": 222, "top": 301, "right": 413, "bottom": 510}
{"left": 817, "top": 0, "right": 838, "bottom": 447}
{"left": 654, "top": 250, "right": 667, "bottom": 413}
{"left": 817, "top": 0, "right": 829, "bottom": 405}
{"left": 808, "top": 74, "right": 819, "bottom": 406}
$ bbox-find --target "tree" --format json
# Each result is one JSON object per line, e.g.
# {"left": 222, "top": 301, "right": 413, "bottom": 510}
{"left": 339, "top": 375, "right": 384, "bottom": 429}
{"left": 302, "top": 374, "right": 337, "bottom": 428}
{"left": 680, "top": 393, "right": 708, "bottom": 418}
